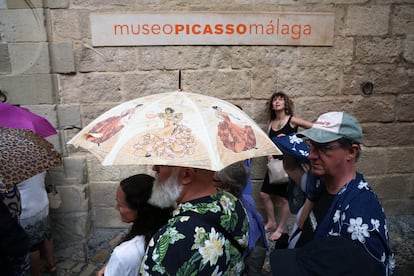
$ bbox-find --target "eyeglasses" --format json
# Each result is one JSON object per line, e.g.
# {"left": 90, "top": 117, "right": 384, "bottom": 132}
{"left": 304, "top": 140, "right": 342, "bottom": 154}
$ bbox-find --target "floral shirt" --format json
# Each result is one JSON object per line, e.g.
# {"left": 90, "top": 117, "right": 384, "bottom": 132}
{"left": 314, "top": 173, "right": 396, "bottom": 275}
{"left": 140, "top": 189, "right": 249, "bottom": 276}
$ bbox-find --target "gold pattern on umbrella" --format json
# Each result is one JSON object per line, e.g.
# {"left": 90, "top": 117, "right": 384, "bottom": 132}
{"left": 0, "top": 127, "right": 62, "bottom": 188}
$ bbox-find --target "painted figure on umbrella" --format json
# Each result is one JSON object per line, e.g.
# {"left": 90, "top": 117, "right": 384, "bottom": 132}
{"left": 87, "top": 107, "right": 138, "bottom": 144}
{"left": 133, "top": 107, "right": 196, "bottom": 159}
{"left": 214, "top": 106, "right": 256, "bottom": 153}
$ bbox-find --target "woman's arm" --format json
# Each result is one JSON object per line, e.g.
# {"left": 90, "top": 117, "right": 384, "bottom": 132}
{"left": 291, "top": 116, "right": 313, "bottom": 130}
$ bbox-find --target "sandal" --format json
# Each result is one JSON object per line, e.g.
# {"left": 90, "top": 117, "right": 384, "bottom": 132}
{"left": 43, "top": 264, "right": 57, "bottom": 275}
{"left": 269, "top": 229, "right": 283, "bottom": 241}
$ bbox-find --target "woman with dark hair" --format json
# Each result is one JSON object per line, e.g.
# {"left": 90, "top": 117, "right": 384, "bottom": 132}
{"left": 97, "top": 174, "right": 173, "bottom": 276}
{"left": 260, "top": 92, "right": 312, "bottom": 241}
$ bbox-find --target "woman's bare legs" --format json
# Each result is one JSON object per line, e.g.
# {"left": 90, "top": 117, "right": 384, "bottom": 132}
{"left": 269, "top": 198, "right": 289, "bottom": 240}
{"left": 260, "top": 192, "right": 277, "bottom": 232}
{"left": 43, "top": 238, "right": 57, "bottom": 272}
{"left": 29, "top": 250, "right": 41, "bottom": 276}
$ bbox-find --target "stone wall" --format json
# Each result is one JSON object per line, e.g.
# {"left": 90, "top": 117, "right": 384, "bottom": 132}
{"left": 0, "top": 0, "right": 413, "bottom": 250}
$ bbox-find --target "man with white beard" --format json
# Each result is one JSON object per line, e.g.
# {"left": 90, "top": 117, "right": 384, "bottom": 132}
{"left": 140, "top": 165, "right": 249, "bottom": 275}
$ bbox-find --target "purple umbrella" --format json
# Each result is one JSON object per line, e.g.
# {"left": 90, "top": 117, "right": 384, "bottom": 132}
{"left": 0, "top": 102, "right": 57, "bottom": 138}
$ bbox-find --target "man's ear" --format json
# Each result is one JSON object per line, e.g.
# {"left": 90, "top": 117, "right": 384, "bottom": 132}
{"left": 347, "top": 144, "right": 360, "bottom": 161}
{"left": 179, "top": 167, "right": 196, "bottom": 185}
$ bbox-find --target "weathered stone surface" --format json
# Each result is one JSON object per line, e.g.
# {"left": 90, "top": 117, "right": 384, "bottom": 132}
{"left": 183, "top": 69, "right": 251, "bottom": 99}
{"left": 8, "top": 42, "right": 50, "bottom": 74}
{"left": 363, "top": 123, "right": 414, "bottom": 147}
{"left": 397, "top": 94, "right": 414, "bottom": 122}
{"left": 57, "top": 185, "right": 89, "bottom": 212}
{"left": 7, "top": 0, "right": 44, "bottom": 8}
{"left": 50, "top": 212, "right": 92, "bottom": 241}
{"left": 346, "top": 5, "right": 389, "bottom": 36}
{"left": 89, "top": 181, "right": 118, "bottom": 208}
{"left": 0, "top": 9, "right": 46, "bottom": 42}
{"left": 392, "top": 5, "right": 414, "bottom": 35}
{"left": 355, "top": 37, "right": 404, "bottom": 64}
{"left": 77, "top": 46, "right": 137, "bottom": 72}
{"left": 138, "top": 46, "right": 231, "bottom": 70}
{"left": 50, "top": 42, "right": 76, "bottom": 73}
{"left": 46, "top": 0, "right": 70, "bottom": 9}
{"left": 0, "top": 74, "right": 57, "bottom": 104}
{"left": 50, "top": 9, "right": 90, "bottom": 41}
{"left": 122, "top": 70, "right": 178, "bottom": 99}
{"left": 231, "top": 46, "right": 296, "bottom": 69}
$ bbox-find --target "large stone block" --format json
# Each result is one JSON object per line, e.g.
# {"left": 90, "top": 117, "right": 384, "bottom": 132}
{"left": 57, "top": 104, "right": 81, "bottom": 129}
{"left": 297, "top": 37, "right": 354, "bottom": 67}
{"left": 78, "top": 73, "right": 122, "bottom": 104}
{"left": 343, "top": 64, "right": 413, "bottom": 95}
{"left": 138, "top": 46, "right": 230, "bottom": 70}
{"left": 183, "top": 69, "right": 250, "bottom": 99}
{"left": 363, "top": 123, "right": 414, "bottom": 147}
{"left": 277, "top": 66, "right": 342, "bottom": 97}
{"left": 122, "top": 71, "right": 178, "bottom": 99}
{"left": 8, "top": 42, "right": 50, "bottom": 74}
{"left": 89, "top": 181, "right": 118, "bottom": 208}
{"left": 250, "top": 68, "right": 279, "bottom": 100}
{"left": 50, "top": 42, "right": 75, "bottom": 73}
{"left": 7, "top": 0, "right": 43, "bottom": 8}
{"left": 57, "top": 185, "right": 89, "bottom": 212}
{"left": 397, "top": 94, "right": 414, "bottom": 122}
{"left": 86, "top": 156, "right": 152, "bottom": 182}
{"left": 50, "top": 211, "right": 92, "bottom": 241}
{"left": 357, "top": 146, "right": 388, "bottom": 176}
{"left": 231, "top": 46, "right": 295, "bottom": 69}
{"left": 63, "top": 155, "right": 87, "bottom": 183}
{"left": 346, "top": 5, "right": 389, "bottom": 36}
{"left": 71, "top": 0, "right": 135, "bottom": 9}
{"left": 77, "top": 46, "right": 136, "bottom": 73}
{"left": 392, "top": 5, "right": 414, "bottom": 35}
{"left": 386, "top": 147, "right": 414, "bottom": 174}
{"left": 355, "top": 37, "right": 404, "bottom": 64}
{"left": 366, "top": 174, "right": 413, "bottom": 202}
{"left": 0, "top": 9, "right": 46, "bottom": 42}
{"left": 50, "top": 9, "right": 90, "bottom": 41}
{"left": 46, "top": 0, "right": 69, "bottom": 9}
{"left": 0, "top": 74, "right": 57, "bottom": 104}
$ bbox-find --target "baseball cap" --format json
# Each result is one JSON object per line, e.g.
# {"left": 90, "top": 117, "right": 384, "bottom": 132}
{"left": 297, "top": 112, "right": 363, "bottom": 144}
{"left": 269, "top": 236, "right": 381, "bottom": 276}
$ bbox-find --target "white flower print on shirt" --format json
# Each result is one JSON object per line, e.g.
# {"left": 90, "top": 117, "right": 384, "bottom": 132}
{"left": 347, "top": 217, "right": 370, "bottom": 243}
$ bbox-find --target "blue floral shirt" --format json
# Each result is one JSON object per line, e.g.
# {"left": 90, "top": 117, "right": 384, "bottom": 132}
{"left": 314, "top": 173, "right": 396, "bottom": 275}
{"left": 140, "top": 189, "right": 249, "bottom": 276}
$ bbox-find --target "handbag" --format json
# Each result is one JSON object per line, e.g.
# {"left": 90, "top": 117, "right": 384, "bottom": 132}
{"left": 267, "top": 158, "right": 288, "bottom": 184}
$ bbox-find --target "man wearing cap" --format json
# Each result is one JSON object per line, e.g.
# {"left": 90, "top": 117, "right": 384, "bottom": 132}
{"left": 140, "top": 165, "right": 249, "bottom": 275}
{"left": 270, "top": 112, "right": 395, "bottom": 275}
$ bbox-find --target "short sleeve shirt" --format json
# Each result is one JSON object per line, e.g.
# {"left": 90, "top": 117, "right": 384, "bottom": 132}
{"left": 140, "top": 189, "right": 249, "bottom": 276}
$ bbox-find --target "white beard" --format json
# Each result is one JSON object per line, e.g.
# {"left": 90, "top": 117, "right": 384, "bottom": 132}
{"left": 148, "top": 169, "right": 183, "bottom": 208}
